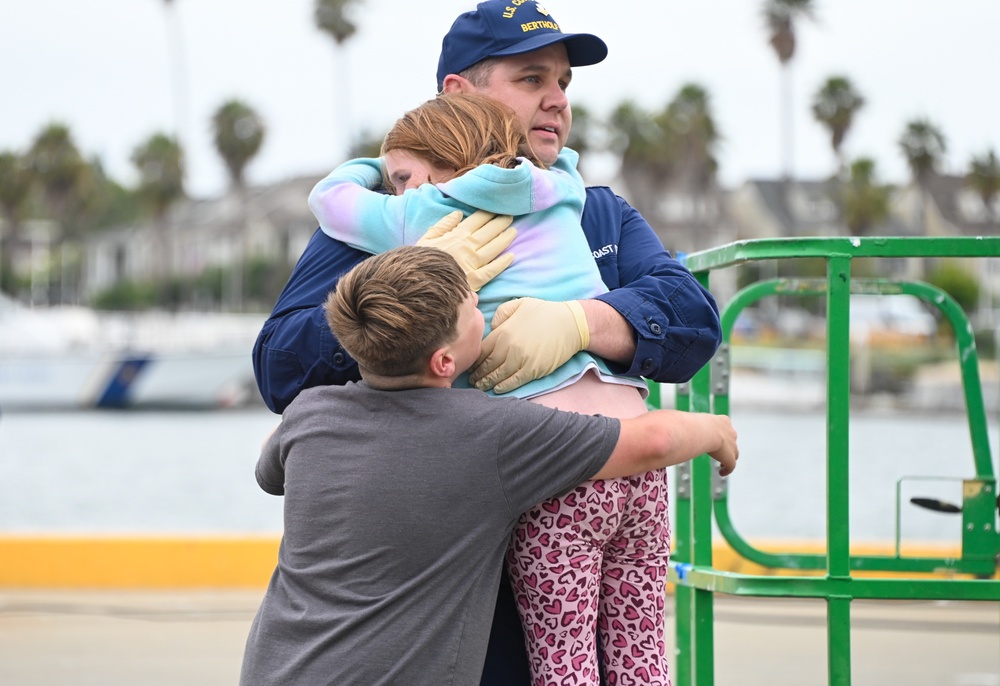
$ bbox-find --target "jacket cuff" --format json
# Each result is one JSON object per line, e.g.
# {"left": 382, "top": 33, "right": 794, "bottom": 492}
{"left": 595, "top": 290, "right": 670, "bottom": 378}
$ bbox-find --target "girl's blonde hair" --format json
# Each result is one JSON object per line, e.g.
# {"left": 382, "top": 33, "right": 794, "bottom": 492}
{"left": 381, "top": 93, "right": 544, "bottom": 192}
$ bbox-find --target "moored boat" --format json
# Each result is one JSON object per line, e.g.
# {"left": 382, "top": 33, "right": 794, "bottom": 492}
{"left": 0, "top": 293, "right": 264, "bottom": 410}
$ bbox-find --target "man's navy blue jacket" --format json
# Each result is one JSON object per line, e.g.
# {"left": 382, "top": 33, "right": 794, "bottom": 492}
{"left": 253, "top": 186, "right": 721, "bottom": 413}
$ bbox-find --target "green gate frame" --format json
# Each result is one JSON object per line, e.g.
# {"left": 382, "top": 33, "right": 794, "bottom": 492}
{"left": 661, "top": 237, "right": 1000, "bottom": 686}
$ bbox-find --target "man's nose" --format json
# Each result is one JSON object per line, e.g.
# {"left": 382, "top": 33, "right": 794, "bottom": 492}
{"left": 542, "top": 84, "right": 568, "bottom": 111}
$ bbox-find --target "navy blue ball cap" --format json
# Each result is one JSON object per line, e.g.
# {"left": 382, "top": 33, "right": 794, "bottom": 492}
{"left": 437, "top": 1, "right": 608, "bottom": 91}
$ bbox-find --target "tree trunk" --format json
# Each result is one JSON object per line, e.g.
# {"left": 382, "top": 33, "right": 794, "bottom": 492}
{"left": 781, "top": 64, "right": 794, "bottom": 181}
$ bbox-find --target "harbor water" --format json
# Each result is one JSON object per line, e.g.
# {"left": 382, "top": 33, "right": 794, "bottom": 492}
{"left": 1, "top": 403, "right": 996, "bottom": 544}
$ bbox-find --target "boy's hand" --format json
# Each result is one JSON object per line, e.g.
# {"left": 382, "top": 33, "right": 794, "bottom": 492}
{"left": 470, "top": 298, "right": 589, "bottom": 394}
{"left": 417, "top": 210, "right": 516, "bottom": 291}
{"left": 708, "top": 415, "right": 739, "bottom": 476}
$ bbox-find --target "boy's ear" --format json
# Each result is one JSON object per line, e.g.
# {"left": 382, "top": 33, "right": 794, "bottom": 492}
{"left": 427, "top": 346, "right": 457, "bottom": 380}
{"left": 441, "top": 74, "right": 472, "bottom": 94}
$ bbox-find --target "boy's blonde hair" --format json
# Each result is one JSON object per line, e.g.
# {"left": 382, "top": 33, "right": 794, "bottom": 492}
{"left": 324, "top": 246, "right": 470, "bottom": 378}
{"left": 381, "top": 93, "right": 544, "bottom": 193}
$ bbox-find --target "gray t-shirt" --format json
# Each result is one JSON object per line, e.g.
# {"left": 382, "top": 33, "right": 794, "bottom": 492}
{"left": 240, "top": 381, "right": 620, "bottom": 686}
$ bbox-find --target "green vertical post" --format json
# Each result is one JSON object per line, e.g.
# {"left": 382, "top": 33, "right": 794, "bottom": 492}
{"left": 825, "top": 255, "right": 853, "bottom": 686}
{"left": 828, "top": 597, "right": 853, "bottom": 684}
{"left": 646, "top": 378, "right": 662, "bottom": 411}
{"left": 673, "top": 383, "right": 692, "bottom": 686}
{"left": 669, "top": 269, "right": 718, "bottom": 686}
{"left": 690, "top": 270, "right": 715, "bottom": 686}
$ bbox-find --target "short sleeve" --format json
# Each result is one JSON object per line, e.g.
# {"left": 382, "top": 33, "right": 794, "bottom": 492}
{"left": 494, "top": 400, "right": 620, "bottom": 516}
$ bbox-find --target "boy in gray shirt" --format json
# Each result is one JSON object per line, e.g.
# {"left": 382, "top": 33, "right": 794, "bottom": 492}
{"left": 240, "top": 246, "right": 737, "bottom": 686}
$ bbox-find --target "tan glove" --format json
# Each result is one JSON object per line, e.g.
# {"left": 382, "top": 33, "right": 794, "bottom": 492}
{"left": 470, "top": 297, "right": 590, "bottom": 394}
{"left": 416, "top": 210, "right": 516, "bottom": 291}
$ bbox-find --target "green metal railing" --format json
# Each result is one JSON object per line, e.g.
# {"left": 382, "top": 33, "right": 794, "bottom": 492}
{"left": 661, "top": 237, "right": 1000, "bottom": 686}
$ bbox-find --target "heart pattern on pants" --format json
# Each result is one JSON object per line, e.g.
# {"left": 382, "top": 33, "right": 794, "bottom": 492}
{"left": 507, "top": 469, "right": 672, "bottom": 686}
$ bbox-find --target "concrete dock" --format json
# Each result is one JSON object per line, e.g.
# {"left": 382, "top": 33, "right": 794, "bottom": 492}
{"left": 1, "top": 590, "right": 996, "bottom": 685}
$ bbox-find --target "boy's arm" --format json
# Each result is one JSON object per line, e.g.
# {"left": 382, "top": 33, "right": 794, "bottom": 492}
{"left": 255, "top": 423, "right": 287, "bottom": 496}
{"left": 593, "top": 410, "right": 738, "bottom": 481}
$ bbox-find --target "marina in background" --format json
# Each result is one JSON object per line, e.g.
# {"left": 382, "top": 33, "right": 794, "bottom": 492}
{"left": 0, "top": 405, "right": 994, "bottom": 542}
{"left": 0, "top": 294, "right": 265, "bottom": 410}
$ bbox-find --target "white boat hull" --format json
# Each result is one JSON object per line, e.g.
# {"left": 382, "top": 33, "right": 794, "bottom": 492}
{"left": 0, "top": 349, "right": 256, "bottom": 410}
{"left": 0, "top": 297, "right": 263, "bottom": 410}
{"left": 0, "top": 352, "right": 107, "bottom": 409}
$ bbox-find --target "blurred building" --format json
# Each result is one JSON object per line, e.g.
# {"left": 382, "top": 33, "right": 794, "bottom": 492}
{"left": 12, "top": 170, "right": 986, "bottom": 309}
{"left": 82, "top": 176, "right": 320, "bottom": 300}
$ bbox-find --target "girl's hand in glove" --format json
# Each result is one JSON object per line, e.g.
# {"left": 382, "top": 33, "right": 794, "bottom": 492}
{"left": 416, "top": 210, "right": 516, "bottom": 291}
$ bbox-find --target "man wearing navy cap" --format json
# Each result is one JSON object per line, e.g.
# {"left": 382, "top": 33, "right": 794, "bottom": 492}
{"left": 436, "top": 1, "right": 608, "bottom": 168}
{"left": 434, "top": 7, "right": 717, "bottom": 684}
{"left": 436, "top": 2, "right": 643, "bottom": 397}
{"left": 251, "top": 1, "right": 721, "bottom": 683}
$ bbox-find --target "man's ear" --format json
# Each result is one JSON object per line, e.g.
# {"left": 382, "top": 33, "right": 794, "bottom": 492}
{"left": 428, "top": 346, "right": 457, "bottom": 380}
{"left": 441, "top": 74, "right": 473, "bottom": 94}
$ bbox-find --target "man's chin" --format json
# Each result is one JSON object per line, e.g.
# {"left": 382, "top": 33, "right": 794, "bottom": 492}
{"left": 529, "top": 138, "right": 561, "bottom": 166}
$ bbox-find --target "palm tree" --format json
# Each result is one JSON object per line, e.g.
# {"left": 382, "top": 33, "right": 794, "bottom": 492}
{"left": 606, "top": 88, "right": 722, "bottom": 249}
{"left": 212, "top": 99, "right": 265, "bottom": 310}
{"left": 899, "top": 118, "right": 946, "bottom": 184}
{"left": 812, "top": 76, "right": 865, "bottom": 178}
{"left": 0, "top": 152, "right": 35, "bottom": 295}
{"left": 78, "top": 159, "right": 141, "bottom": 232}
{"left": 26, "top": 124, "right": 90, "bottom": 303}
{"left": 565, "top": 102, "right": 596, "bottom": 176}
{"left": 212, "top": 99, "right": 265, "bottom": 193}
{"left": 662, "top": 84, "right": 720, "bottom": 195}
{"left": 839, "top": 158, "right": 891, "bottom": 236}
{"left": 763, "top": 0, "right": 817, "bottom": 180}
{"left": 898, "top": 118, "right": 946, "bottom": 234}
{"left": 347, "top": 131, "right": 387, "bottom": 159}
{"left": 607, "top": 100, "right": 673, "bottom": 224}
{"left": 160, "top": 0, "right": 189, "bottom": 145}
{"left": 967, "top": 149, "right": 1000, "bottom": 226}
{"left": 131, "top": 133, "right": 185, "bottom": 287}
{"left": 315, "top": 0, "right": 361, "bottom": 44}
{"left": 661, "top": 84, "right": 722, "bottom": 239}
{"left": 966, "top": 150, "right": 1000, "bottom": 319}
{"left": 608, "top": 101, "right": 670, "bottom": 172}
{"left": 26, "top": 123, "right": 86, "bottom": 234}
{"left": 315, "top": 0, "right": 364, "bottom": 163}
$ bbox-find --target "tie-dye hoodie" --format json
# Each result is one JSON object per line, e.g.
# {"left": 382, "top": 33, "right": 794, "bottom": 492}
{"left": 307, "top": 148, "right": 644, "bottom": 399}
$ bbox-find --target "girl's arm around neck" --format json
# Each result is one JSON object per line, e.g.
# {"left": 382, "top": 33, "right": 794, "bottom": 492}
{"left": 307, "top": 157, "right": 410, "bottom": 254}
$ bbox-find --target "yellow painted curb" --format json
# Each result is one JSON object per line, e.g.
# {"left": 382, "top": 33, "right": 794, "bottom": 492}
{"left": 0, "top": 536, "right": 279, "bottom": 589}
{"left": 0, "top": 536, "right": 990, "bottom": 589}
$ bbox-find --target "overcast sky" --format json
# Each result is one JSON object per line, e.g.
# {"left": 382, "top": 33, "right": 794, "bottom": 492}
{"left": 3, "top": 0, "right": 997, "bottom": 198}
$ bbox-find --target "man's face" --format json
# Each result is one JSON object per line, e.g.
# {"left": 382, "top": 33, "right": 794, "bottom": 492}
{"left": 451, "top": 290, "right": 485, "bottom": 377}
{"left": 453, "top": 43, "right": 573, "bottom": 167}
